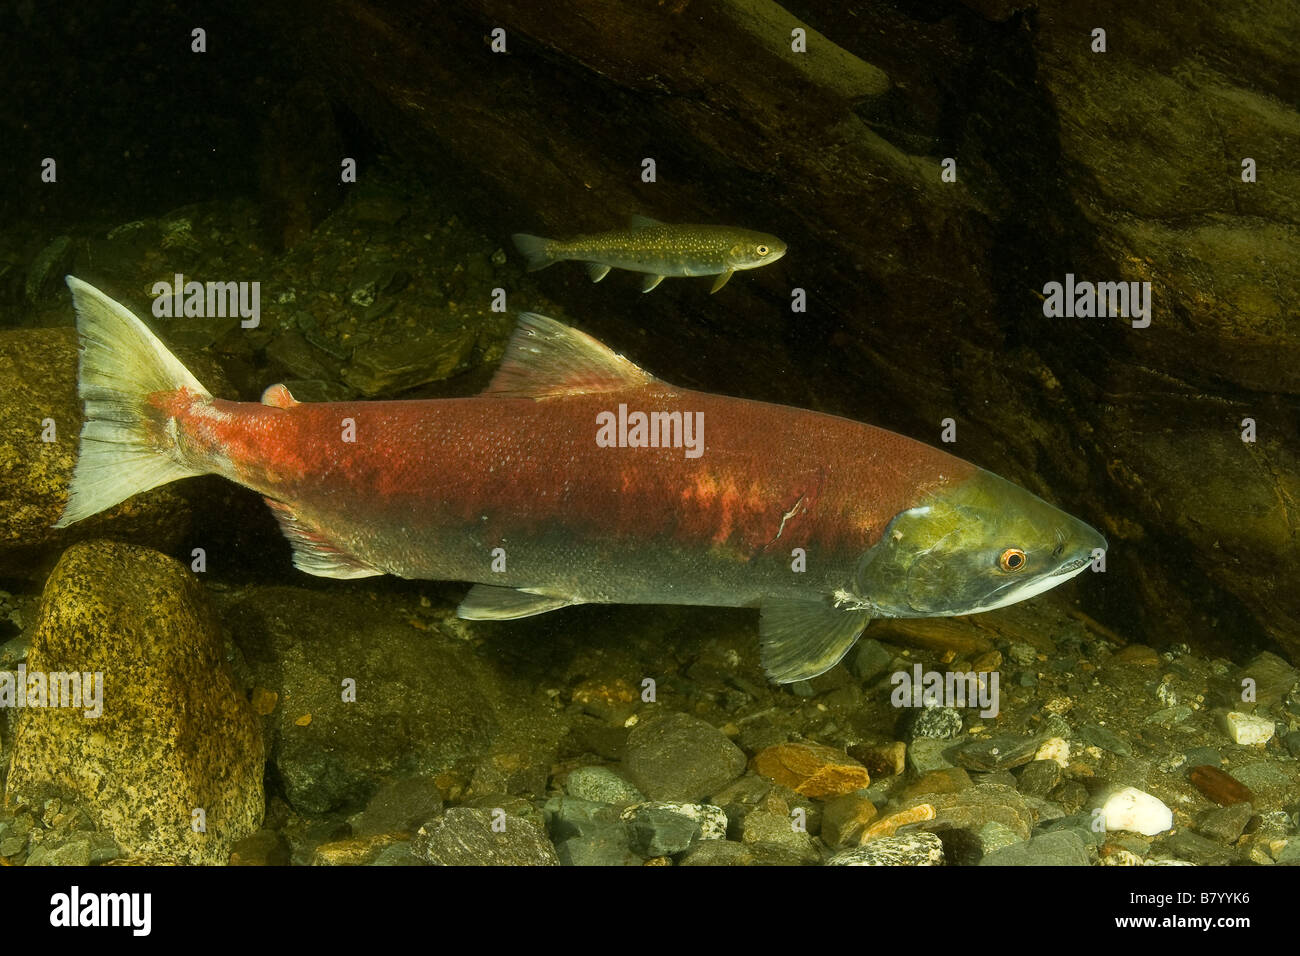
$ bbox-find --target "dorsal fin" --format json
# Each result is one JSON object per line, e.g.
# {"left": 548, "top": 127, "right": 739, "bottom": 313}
{"left": 261, "top": 383, "right": 299, "bottom": 408}
{"left": 484, "top": 312, "right": 659, "bottom": 399}
{"left": 628, "top": 214, "right": 663, "bottom": 230}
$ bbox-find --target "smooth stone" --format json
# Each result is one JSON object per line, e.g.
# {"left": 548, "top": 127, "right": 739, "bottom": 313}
{"left": 622, "top": 713, "right": 746, "bottom": 802}
{"left": 1196, "top": 802, "right": 1254, "bottom": 844}
{"left": 979, "top": 829, "right": 1089, "bottom": 866}
{"left": 678, "top": 841, "right": 757, "bottom": 866}
{"left": 1079, "top": 724, "right": 1132, "bottom": 757}
{"left": 349, "top": 777, "right": 444, "bottom": 837}
{"left": 848, "top": 639, "right": 893, "bottom": 682}
{"left": 751, "top": 742, "right": 870, "bottom": 799}
{"left": 620, "top": 802, "right": 727, "bottom": 856}
{"left": 564, "top": 766, "right": 645, "bottom": 805}
{"left": 906, "top": 707, "right": 963, "bottom": 741}
{"left": 827, "top": 832, "right": 945, "bottom": 866}
{"left": 5, "top": 542, "right": 263, "bottom": 865}
{"left": 907, "top": 738, "right": 957, "bottom": 774}
{"left": 1223, "top": 711, "right": 1275, "bottom": 745}
{"left": 820, "top": 794, "right": 879, "bottom": 849}
{"left": 1101, "top": 787, "right": 1174, "bottom": 836}
{"left": 413, "top": 807, "right": 559, "bottom": 866}
{"left": 1016, "top": 759, "right": 1064, "bottom": 797}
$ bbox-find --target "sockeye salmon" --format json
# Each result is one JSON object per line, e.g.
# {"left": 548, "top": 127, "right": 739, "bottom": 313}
{"left": 57, "top": 277, "right": 1106, "bottom": 682}
{"left": 512, "top": 216, "right": 787, "bottom": 293}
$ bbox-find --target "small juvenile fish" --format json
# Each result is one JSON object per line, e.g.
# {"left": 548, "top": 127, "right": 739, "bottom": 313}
{"left": 512, "top": 216, "right": 787, "bottom": 293}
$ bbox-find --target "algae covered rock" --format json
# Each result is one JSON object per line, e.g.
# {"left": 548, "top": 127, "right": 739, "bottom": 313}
{"left": 4, "top": 541, "right": 264, "bottom": 865}
{"left": 0, "top": 327, "right": 193, "bottom": 579}
{"left": 222, "top": 586, "right": 565, "bottom": 815}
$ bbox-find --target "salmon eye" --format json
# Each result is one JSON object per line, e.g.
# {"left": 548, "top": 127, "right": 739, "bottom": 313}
{"left": 999, "top": 548, "right": 1027, "bottom": 572}
{"left": 756, "top": 244, "right": 769, "bottom": 256}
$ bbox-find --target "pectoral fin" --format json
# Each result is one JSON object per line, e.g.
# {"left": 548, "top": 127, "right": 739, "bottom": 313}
{"left": 586, "top": 263, "right": 612, "bottom": 283}
{"left": 457, "top": 584, "right": 579, "bottom": 620}
{"left": 709, "top": 270, "right": 734, "bottom": 294}
{"left": 758, "top": 598, "right": 872, "bottom": 683}
{"left": 641, "top": 274, "right": 666, "bottom": 293}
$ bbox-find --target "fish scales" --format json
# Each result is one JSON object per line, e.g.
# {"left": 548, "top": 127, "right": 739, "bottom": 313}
{"left": 168, "top": 387, "right": 973, "bottom": 606}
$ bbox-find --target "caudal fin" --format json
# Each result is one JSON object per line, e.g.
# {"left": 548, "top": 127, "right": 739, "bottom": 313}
{"left": 54, "top": 276, "right": 211, "bottom": 528}
{"left": 511, "top": 233, "right": 555, "bottom": 272}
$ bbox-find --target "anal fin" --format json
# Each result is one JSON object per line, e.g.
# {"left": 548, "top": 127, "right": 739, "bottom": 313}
{"left": 263, "top": 498, "right": 382, "bottom": 579}
{"left": 587, "top": 263, "right": 612, "bottom": 283}
{"left": 758, "top": 598, "right": 872, "bottom": 683}
{"left": 457, "top": 584, "right": 579, "bottom": 620}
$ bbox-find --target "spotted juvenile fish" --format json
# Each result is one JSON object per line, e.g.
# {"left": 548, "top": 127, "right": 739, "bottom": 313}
{"left": 512, "top": 216, "right": 787, "bottom": 293}
{"left": 57, "top": 278, "right": 1105, "bottom": 684}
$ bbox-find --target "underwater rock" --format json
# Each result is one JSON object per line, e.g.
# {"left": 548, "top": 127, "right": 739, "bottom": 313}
{"left": 737, "top": 807, "right": 821, "bottom": 865}
{"left": 905, "top": 707, "right": 964, "bottom": 741}
{"left": 751, "top": 742, "right": 871, "bottom": 799}
{"left": 979, "top": 830, "right": 1090, "bottom": 867}
{"left": 620, "top": 802, "right": 727, "bottom": 857}
{"left": 905, "top": 783, "right": 1035, "bottom": 842}
{"left": 827, "top": 832, "right": 945, "bottom": 866}
{"left": 413, "top": 806, "right": 559, "bottom": 866}
{"left": 1222, "top": 711, "right": 1275, "bottom": 746}
{"left": 1196, "top": 802, "right": 1254, "bottom": 845}
{"left": 621, "top": 712, "right": 746, "bottom": 802}
{"left": 4, "top": 541, "right": 264, "bottom": 865}
{"left": 1100, "top": 787, "right": 1173, "bottom": 837}
{"left": 0, "top": 328, "right": 194, "bottom": 579}
{"left": 564, "top": 766, "right": 645, "bottom": 805}
{"left": 222, "top": 586, "right": 564, "bottom": 815}
{"left": 819, "top": 793, "right": 879, "bottom": 849}
{"left": 229, "top": 828, "right": 292, "bottom": 866}
{"left": 1015, "top": 759, "right": 1064, "bottom": 797}
{"left": 348, "top": 776, "right": 445, "bottom": 838}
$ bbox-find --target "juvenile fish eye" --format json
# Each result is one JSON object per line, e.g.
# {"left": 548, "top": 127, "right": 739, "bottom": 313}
{"left": 1000, "top": 548, "right": 1027, "bottom": 572}
{"left": 756, "top": 244, "right": 769, "bottom": 256}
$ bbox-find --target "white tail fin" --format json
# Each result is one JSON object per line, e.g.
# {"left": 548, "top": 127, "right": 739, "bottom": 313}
{"left": 511, "top": 233, "right": 555, "bottom": 272}
{"left": 54, "top": 276, "right": 212, "bottom": 528}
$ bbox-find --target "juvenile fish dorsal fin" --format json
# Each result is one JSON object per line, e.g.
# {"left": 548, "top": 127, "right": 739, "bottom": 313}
{"left": 484, "top": 312, "right": 659, "bottom": 399}
{"left": 457, "top": 584, "right": 579, "bottom": 620}
{"left": 628, "top": 214, "right": 663, "bottom": 230}
{"left": 263, "top": 497, "right": 382, "bottom": 579}
{"left": 758, "top": 598, "right": 872, "bottom": 683}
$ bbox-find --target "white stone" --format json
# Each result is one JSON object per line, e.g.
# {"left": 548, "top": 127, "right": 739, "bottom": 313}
{"left": 1102, "top": 787, "right": 1173, "bottom": 836}
{"left": 620, "top": 802, "right": 727, "bottom": 840}
{"left": 1223, "top": 711, "right": 1275, "bottom": 745}
{"left": 1035, "top": 736, "right": 1070, "bottom": 767}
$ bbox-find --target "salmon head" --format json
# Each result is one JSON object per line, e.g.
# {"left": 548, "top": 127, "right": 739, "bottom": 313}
{"left": 854, "top": 468, "right": 1107, "bottom": 618}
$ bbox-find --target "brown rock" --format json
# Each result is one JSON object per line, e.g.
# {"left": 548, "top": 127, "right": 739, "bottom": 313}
{"left": 821, "top": 794, "right": 879, "bottom": 849}
{"left": 851, "top": 741, "right": 906, "bottom": 778}
{"left": 903, "top": 768, "right": 974, "bottom": 800}
{"left": 5, "top": 542, "right": 264, "bottom": 865}
{"left": 752, "top": 742, "right": 871, "bottom": 799}
{"left": 1189, "top": 765, "right": 1255, "bottom": 806}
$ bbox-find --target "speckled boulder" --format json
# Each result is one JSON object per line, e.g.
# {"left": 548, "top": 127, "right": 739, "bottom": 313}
{"left": 0, "top": 325, "right": 230, "bottom": 579}
{"left": 4, "top": 541, "right": 264, "bottom": 864}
